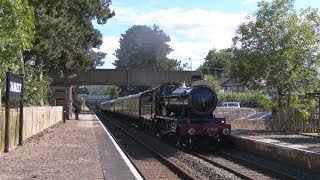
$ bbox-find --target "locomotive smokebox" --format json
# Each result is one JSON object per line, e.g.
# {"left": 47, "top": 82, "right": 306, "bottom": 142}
{"left": 163, "top": 85, "right": 218, "bottom": 117}
{"left": 188, "top": 86, "right": 217, "bottom": 116}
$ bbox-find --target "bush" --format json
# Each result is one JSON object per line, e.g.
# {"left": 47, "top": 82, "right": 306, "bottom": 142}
{"left": 290, "top": 95, "right": 317, "bottom": 122}
{"left": 217, "top": 92, "right": 271, "bottom": 109}
{"left": 204, "top": 74, "right": 221, "bottom": 92}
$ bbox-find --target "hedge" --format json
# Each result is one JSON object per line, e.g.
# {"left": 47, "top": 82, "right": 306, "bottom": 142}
{"left": 217, "top": 92, "right": 271, "bottom": 108}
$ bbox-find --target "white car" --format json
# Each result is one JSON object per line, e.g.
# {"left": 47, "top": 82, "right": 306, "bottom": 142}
{"left": 214, "top": 102, "right": 241, "bottom": 117}
{"left": 217, "top": 102, "right": 240, "bottom": 109}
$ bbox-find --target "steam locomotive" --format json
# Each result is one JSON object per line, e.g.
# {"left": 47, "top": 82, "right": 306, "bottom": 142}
{"left": 100, "top": 81, "right": 231, "bottom": 148}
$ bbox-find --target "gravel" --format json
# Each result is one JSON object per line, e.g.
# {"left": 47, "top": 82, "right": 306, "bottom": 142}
{"left": 204, "top": 153, "right": 277, "bottom": 180}
{"left": 169, "top": 152, "right": 241, "bottom": 180}
{"left": 0, "top": 116, "right": 104, "bottom": 180}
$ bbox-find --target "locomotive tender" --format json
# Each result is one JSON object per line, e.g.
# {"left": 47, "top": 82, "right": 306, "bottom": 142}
{"left": 100, "top": 81, "right": 231, "bottom": 147}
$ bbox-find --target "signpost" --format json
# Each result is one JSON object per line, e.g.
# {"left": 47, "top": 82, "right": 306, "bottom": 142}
{"left": 4, "top": 70, "right": 24, "bottom": 153}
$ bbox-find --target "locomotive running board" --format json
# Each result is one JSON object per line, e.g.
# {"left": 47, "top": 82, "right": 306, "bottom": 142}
{"left": 154, "top": 115, "right": 177, "bottom": 121}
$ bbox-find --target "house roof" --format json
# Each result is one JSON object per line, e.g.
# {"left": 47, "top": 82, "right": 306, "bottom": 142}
{"left": 218, "top": 78, "right": 230, "bottom": 85}
{"left": 219, "top": 78, "right": 247, "bottom": 86}
{"left": 219, "top": 78, "right": 267, "bottom": 87}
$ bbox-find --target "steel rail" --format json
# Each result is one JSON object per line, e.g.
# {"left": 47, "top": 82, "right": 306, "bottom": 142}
{"left": 100, "top": 112, "right": 298, "bottom": 180}
{"left": 189, "top": 152, "right": 254, "bottom": 180}
{"left": 220, "top": 151, "right": 298, "bottom": 180}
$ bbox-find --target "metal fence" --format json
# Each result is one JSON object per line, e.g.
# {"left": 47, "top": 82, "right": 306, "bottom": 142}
{"left": 214, "top": 107, "right": 320, "bottom": 133}
{"left": 0, "top": 106, "right": 63, "bottom": 152}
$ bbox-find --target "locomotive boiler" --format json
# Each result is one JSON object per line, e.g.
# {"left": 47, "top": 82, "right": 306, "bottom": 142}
{"left": 100, "top": 81, "right": 231, "bottom": 148}
{"left": 159, "top": 85, "right": 218, "bottom": 118}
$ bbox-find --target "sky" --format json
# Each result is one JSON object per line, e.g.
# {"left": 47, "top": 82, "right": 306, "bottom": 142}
{"left": 93, "top": 0, "right": 320, "bottom": 70}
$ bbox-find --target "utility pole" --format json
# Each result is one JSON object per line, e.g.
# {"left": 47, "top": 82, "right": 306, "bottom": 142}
{"left": 189, "top": 58, "right": 192, "bottom": 71}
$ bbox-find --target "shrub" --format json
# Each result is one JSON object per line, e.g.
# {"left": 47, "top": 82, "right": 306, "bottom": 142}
{"left": 217, "top": 91, "right": 271, "bottom": 109}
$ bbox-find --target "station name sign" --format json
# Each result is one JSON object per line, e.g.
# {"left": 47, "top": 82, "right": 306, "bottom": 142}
{"left": 11, "top": 82, "right": 22, "bottom": 93}
{"left": 8, "top": 73, "right": 23, "bottom": 99}
{"left": 4, "top": 70, "right": 25, "bottom": 153}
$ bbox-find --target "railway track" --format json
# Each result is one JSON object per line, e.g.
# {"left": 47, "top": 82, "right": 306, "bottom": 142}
{"left": 179, "top": 138, "right": 320, "bottom": 179}
{"left": 189, "top": 151, "right": 298, "bottom": 180}
{"left": 219, "top": 151, "right": 298, "bottom": 180}
{"left": 96, "top": 112, "right": 320, "bottom": 180}
{"left": 187, "top": 152, "right": 255, "bottom": 180}
{"left": 99, "top": 112, "right": 292, "bottom": 180}
{"left": 220, "top": 149, "right": 320, "bottom": 179}
{"left": 97, "top": 112, "right": 194, "bottom": 180}
{"left": 176, "top": 144, "right": 290, "bottom": 180}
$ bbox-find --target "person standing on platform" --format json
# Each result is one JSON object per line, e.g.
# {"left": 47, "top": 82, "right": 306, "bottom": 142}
{"left": 73, "top": 99, "right": 81, "bottom": 120}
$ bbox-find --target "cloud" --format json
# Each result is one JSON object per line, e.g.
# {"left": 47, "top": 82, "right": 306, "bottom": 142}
{"left": 99, "top": 36, "right": 119, "bottom": 59}
{"left": 100, "top": 7, "right": 248, "bottom": 69}
{"left": 95, "top": 36, "right": 119, "bottom": 68}
{"left": 112, "top": 7, "right": 246, "bottom": 40}
{"left": 167, "top": 36, "right": 213, "bottom": 70}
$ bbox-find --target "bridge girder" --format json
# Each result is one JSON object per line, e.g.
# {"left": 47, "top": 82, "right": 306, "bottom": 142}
{"left": 52, "top": 69, "right": 195, "bottom": 86}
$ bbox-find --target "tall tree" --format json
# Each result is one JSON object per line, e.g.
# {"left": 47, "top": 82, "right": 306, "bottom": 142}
{"left": 24, "top": 0, "right": 114, "bottom": 77}
{"left": 104, "top": 85, "right": 121, "bottom": 99}
{"left": 114, "top": 25, "right": 176, "bottom": 70}
{"left": 0, "top": 0, "right": 39, "bottom": 106}
{"left": 201, "top": 48, "right": 233, "bottom": 77}
{"left": 0, "top": 0, "right": 34, "bottom": 77}
{"left": 204, "top": 74, "right": 221, "bottom": 92}
{"left": 232, "top": 0, "right": 320, "bottom": 107}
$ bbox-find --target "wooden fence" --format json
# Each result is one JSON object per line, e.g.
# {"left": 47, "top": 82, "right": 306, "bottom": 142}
{"left": 0, "top": 106, "right": 63, "bottom": 152}
{"left": 214, "top": 108, "right": 320, "bottom": 133}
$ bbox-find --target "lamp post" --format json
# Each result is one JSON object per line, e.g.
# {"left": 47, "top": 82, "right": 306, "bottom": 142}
{"left": 63, "top": 81, "right": 67, "bottom": 123}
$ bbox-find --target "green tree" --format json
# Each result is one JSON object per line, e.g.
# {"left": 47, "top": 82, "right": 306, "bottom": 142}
{"left": 24, "top": 0, "right": 115, "bottom": 76}
{"left": 104, "top": 85, "right": 121, "bottom": 99}
{"left": 202, "top": 48, "right": 233, "bottom": 78}
{"left": 74, "top": 86, "right": 90, "bottom": 95}
{"left": 232, "top": 0, "right": 320, "bottom": 107}
{"left": 23, "top": 63, "right": 52, "bottom": 106}
{"left": 114, "top": 25, "right": 176, "bottom": 70}
{"left": 87, "top": 85, "right": 120, "bottom": 99}
{"left": 157, "top": 58, "right": 185, "bottom": 70}
{"left": 87, "top": 85, "right": 110, "bottom": 95}
{"left": 0, "top": 0, "right": 39, "bottom": 106}
{"left": 0, "top": 0, "right": 34, "bottom": 77}
{"left": 204, "top": 74, "right": 221, "bottom": 92}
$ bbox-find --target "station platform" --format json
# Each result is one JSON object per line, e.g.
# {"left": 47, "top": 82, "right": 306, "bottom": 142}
{"left": 231, "top": 129, "right": 320, "bottom": 171}
{"left": 0, "top": 113, "right": 143, "bottom": 180}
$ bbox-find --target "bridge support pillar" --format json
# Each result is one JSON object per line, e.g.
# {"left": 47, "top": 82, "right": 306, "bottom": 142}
{"left": 66, "top": 86, "right": 73, "bottom": 119}
{"left": 50, "top": 86, "right": 57, "bottom": 106}
{"left": 49, "top": 85, "right": 73, "bottom": 119}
